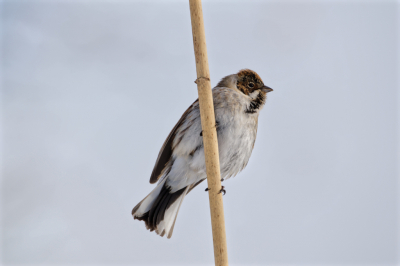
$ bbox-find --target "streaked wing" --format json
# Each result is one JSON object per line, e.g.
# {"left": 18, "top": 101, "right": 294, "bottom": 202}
{"left": 149, "top": 100, "right": 199, "bottom": 184}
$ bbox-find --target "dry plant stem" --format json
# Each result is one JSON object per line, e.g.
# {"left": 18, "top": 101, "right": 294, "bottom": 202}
{"left": 189, "top": 0, "right": 229, "bottom": 265}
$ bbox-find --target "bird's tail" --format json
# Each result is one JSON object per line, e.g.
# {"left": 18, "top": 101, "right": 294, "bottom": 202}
{"left": 132, "top": 179, "right": 190, "bottom": 238}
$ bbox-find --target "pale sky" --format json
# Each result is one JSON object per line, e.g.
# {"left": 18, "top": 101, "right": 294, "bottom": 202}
{"left": 2, "top": 1, "right": 399, "bottom": 265}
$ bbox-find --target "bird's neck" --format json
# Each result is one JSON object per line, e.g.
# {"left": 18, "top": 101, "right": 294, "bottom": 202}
{"left": 245, "top": 91, "right": 265, "bottom": 114}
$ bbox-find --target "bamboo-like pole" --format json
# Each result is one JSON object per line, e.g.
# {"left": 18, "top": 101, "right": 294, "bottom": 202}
{"left": 189, "top": 1, "right": 228, "bottom": 266}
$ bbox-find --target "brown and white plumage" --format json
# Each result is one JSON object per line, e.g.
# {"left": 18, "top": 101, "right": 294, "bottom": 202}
{"left": 132, "top": 69, "right": 273, "bottom": 238}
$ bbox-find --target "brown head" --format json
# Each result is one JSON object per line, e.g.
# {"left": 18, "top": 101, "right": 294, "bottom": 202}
{"left": 236, "top": 69, "right": 273, "bottom": 96}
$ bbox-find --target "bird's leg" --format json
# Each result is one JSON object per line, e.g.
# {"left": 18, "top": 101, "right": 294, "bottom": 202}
{"left": 221, "top": 178, "right": 224, "bottom": 182}
{"left": 218, "top": 186, "right": 226, "bottom": 195}
{"left": 205, "top": 188, "right": 210, "bottom": 192}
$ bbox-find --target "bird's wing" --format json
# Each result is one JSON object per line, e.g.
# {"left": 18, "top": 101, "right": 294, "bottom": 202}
{"left": 149, "top": 99, "right": 199, "bottom": 184}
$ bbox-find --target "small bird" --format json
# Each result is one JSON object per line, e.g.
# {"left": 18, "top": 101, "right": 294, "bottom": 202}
{"left": 132, "top": 69, "right": 273, "bottom": 238}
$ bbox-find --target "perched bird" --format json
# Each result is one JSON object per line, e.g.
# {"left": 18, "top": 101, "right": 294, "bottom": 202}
{"left": 132, "top": 69, "right": 273, "bottom": 238}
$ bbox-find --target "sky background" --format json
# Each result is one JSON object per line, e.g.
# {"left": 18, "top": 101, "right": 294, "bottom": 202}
{"left": 1, "top": 0, "right": 399, "bottom": 265}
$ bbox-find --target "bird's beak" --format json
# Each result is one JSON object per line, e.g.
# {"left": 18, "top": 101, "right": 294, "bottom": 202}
{"left": 261, "top": 85, "right": 273, "bottom": 93}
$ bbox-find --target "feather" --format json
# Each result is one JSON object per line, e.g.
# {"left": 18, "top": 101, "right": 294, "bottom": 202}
{"left": 149, "top": 100, "right": 199, "bottom": 184}
{"left": 133, "top": 69, "right": 272, "bottom": 238}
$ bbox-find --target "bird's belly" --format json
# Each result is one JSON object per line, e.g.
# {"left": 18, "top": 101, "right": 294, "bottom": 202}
{"left": 217, "top": 120, "right": 257, "bottom": 180}
{"left": 166, "top": 115, "right": 257, "bottom": 191}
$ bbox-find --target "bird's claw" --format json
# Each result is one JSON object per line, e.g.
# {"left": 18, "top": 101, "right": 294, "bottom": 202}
{"left": 218, "top": 186, "right": 226, "bottom": 195}
{"left": 206, "top": 186, "right": 226, "bottom": 195}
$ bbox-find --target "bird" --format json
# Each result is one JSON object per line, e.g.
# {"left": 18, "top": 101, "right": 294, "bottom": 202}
{"left": 132, "top": 69, "right": 273, "bottom": 238}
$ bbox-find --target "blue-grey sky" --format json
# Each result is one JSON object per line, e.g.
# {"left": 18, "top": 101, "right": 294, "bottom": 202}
{"left": 1, "top": 1, "right": 399, "bottom": 265}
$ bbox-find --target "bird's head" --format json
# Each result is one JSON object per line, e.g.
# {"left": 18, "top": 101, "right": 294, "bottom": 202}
{"left": 236, "top": 69, "right": 273, "bottom": 96}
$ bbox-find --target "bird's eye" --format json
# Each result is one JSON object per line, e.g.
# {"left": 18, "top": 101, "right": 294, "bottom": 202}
{"left": 248, "top": 82, "right": 255, "bottom": 88}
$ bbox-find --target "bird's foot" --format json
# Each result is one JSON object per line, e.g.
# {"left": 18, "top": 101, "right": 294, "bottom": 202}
{"left": 205, "top": 186, "right": 226, "bottom": 195}
{"left": 218, "top": 186, "right": 226, "bottom": 195}
{"left": 221, "top": 178, "right": 224, "bottom": 182}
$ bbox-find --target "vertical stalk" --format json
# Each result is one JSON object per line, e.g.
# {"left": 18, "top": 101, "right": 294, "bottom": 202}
{"left": 189, "top": 1, "right": 229, "bottom": 265}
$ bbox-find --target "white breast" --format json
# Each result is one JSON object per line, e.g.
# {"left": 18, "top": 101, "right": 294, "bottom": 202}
{"left": 214, "top": 87, "right": 259, "bottom": 180}
{"left": 165, "top": 86, "right": 260, "bottom": 192}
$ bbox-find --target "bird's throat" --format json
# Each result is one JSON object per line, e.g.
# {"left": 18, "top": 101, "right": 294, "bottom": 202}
{"left": 245, "top": 92, "right": 265, "bottom": 114}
